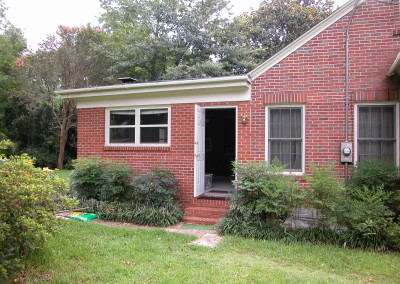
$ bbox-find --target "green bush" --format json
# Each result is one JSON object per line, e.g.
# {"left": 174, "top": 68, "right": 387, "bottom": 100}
{"left": 348, "top": 159, "right": 400, "bottom": 220}
{"left": 131, "top": 168, "right": 179, "bottom": 206}
{"left": 0, "top": 154, "right": 77, "bottom": 279}
{"left": 82, "top": 199, "right": 183, "bottom": 227}
{"left": 70, "top": 157, "right": 134, "bottom": 202}
{"left": 219, "top": 161, "right": 301, "bottom": 236}
{"left": 306, "top": 163, "right": 400, "bottom": 250}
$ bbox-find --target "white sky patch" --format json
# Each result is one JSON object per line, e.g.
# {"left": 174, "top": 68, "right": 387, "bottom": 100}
{"left": 3, "top": 0, "right": 350, "bottom": 50}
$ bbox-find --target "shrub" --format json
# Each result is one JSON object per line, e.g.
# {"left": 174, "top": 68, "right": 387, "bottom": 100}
{"left": 82, "top": 199, "right": 183, "bottom": 227}
{"left": 348, "top": 159, "right": 400, "bottom": 220}
{"left": 0, "top": 154, "right": 77, "bottom": 279}
{"left": 219, "top": 161, "right": 301, "bottom": 236}
{"left": 131, "top": 168, "right": 178, "bottom": 206}
{"left": 306, "top": 163, "right": 400, "bottom": 251}
{"left": 70, "top": 157, "right": 134, "bottom": 202}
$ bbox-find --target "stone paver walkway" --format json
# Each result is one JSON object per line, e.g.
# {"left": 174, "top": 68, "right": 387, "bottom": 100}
{"left": 91, "top": 220, "right": 222, "bottom": 248}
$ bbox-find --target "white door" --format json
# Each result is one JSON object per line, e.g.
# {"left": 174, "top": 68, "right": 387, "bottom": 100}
{"left": 194, "top": 105, "right": 205, "bottom": 197}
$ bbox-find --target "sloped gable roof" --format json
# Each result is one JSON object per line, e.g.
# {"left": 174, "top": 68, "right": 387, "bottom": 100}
{"left": 248, "top": 0, "right": 365, "bottom": 80}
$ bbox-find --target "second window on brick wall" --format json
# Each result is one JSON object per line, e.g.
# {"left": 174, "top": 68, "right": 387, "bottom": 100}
{"left": 266, "top": 106, "right": 304, "bottom": 173}
{"left": 107, "top": 107, "right": 170, "bottom": 146}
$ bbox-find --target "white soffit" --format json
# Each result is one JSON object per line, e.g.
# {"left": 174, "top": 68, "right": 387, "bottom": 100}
{"left": 56, "top": 75, "right": 251, "bottom": 108}
{"left": 388, "top": 51, "right": 400, "bottom": 76}
{"left": 248, "top": 0, "right": 365, "bottom": 80}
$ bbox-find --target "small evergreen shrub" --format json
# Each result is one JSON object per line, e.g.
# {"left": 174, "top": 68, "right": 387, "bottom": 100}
{"left": 348, "top": 159, "right": 400, "bottom": 220}
{"left": 306, "top": 163, "right": 400, "bottom": 251}
{"left": 0, "top": 154, "right": 77, "bottom": 280}
{"left": 70, "top": 157, "right": 134, "bottom": 202}
{"left": 219, "top": 160, "right": 301, "bottom": 235}
{"left": 131, "top": 168, "right": 179, "bottom": 206}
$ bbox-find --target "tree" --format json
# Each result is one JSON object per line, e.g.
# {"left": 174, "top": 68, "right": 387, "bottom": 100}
{"left": 14, "top": 25, "right": 113, "bottom": 168}
{"left": 99, "top": 0, "right": 233, "bottom": 81}
{"left": 237, "top": 0, "right": 334, "bottom": 63}
{"left": 0, "top": 0, "right": 25, "bottom": 135}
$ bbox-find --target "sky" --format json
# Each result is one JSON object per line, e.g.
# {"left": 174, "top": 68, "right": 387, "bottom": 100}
{"left": 3, "top": 0, "right": 348, "bottom": 50}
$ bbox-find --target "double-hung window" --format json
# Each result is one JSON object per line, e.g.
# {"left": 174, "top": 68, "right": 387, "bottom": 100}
{"left": 357, "top": 104, "right": 397, "bottom": 163}
{"left": 266, "top": 106, "right": 304, "bottom": 173}
{"left": 107, "top": 107, "right": 170, "bottom": 146}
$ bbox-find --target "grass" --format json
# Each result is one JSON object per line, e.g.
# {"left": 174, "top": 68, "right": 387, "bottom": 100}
{"left": 56, "top": 169, "right": 72, "bottom": 179}
{"left": 21, "top": 221, "right": 399, "bottom": 283}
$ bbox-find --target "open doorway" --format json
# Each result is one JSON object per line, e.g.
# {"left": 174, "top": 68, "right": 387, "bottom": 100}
{"left": 204, "top": 108, "right": 236, "bottom": 194}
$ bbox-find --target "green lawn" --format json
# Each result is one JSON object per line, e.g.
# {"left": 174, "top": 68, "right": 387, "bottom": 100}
{"left": 56, "top": 169, "right": 72, "bottom": 179}
{"left": 22, "top": 221, "right": 399, "bottom": 283}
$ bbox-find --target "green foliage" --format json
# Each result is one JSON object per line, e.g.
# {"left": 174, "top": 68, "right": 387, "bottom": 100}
{"left": 306, "top": 163, "right": 400, "bottom": 250}
{"left": 70, "top": 157, "right": 134, "bottom": 202}
{"left": 0, "top": 154, "right": 77, "bottom": 279}
{"left": 228, "top": 160, "right": 301, "bottom": 226}
{"left": 82, "top": 199, "right": 183, "bottom": 227}
{"left": 0, "top": 138, "right": 13, "bottom": 156}
{"left": 348, "top": 159, "right": 400, "bottom": 219}
{"left": 131, "top": 168, "right": 178, "bottom": 206}
{"left": 237, "top": 0, "right": 334, "bottom": 62}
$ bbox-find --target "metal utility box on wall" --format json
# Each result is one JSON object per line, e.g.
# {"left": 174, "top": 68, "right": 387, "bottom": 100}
{"left": 340, "top": 142, "right": 353, "bottom": 163}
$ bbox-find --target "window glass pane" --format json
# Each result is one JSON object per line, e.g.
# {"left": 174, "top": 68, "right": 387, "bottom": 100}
{"left": 358, "top": 107, "right": 369, "bottom": 138}
{"left": 382, "top": 107, "right": 394, "bottom": 138}
{"left": 290, "top": 109, "right": 301, "bottom": 138}
{"left": 141, "top": 109, "right": 168, "bottom": 125}
{"left": 110, "top": 110, "right": 135, "bottom": 126}
{"left": 141, "top": 127, "right": 168, "bottom": 143}
{"left": 110, "top": 128, "right": 135, "bottom": 143}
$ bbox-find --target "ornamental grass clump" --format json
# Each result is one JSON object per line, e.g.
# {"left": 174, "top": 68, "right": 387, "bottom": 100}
{"left": 0, "top": 154, "right": 77, "bottom": 280}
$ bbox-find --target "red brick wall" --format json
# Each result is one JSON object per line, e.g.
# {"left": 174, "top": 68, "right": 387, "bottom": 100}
{"left": 251, "top": 0, "right": 400, "bottom": 178}
{"left": 76, "top": 0, "right": 400, "bottom": 219}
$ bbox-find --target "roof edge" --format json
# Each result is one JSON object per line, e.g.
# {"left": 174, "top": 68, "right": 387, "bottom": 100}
{"left": 248, "top": 0, "right": 365, "bottom": 80}
{"left": 56, "top": 75, "right": 251, "bottom": 98}
{"left": 388, "top": 51, "right": 400, "bottom": 76}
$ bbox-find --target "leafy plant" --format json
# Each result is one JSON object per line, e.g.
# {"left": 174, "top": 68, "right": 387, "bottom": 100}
{"left": 70, "top": 157, "right": 134, "bottom": 202}
{"left": 131, "top": 168, "right": 178, "bottom": 207}
{"left": 82, "top": 199, "right": 183, "bottom": 227}
{"left": 0, "top": 154, "right": 77, "bottom": 279}
{"left": 230, "top": 160, "right": 300, "bottom": 225}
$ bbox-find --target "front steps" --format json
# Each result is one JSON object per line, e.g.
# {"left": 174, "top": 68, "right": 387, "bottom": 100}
{"left": 183, "top": 206, "right": 230, "bottom": 225}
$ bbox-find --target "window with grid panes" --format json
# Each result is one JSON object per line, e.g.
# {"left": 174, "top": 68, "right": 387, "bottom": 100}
{"left": 357, "top": 105, "right": 395, "bottom": 162}
{"left": 108, "top": 107, "right": 169, "bottom": 145}
{"left": 268, "top": 107, "right": 303, "bottom": 172}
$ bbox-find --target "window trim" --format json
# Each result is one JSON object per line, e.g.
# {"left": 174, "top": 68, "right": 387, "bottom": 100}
{"left": 265, "top": 104, "right": 305, "bottom": 175}
{"left": 105, "top": 106, "right": 171, "bottom": 147}
{"left": 354, "top": 102, "right": 399, "bottom": 166}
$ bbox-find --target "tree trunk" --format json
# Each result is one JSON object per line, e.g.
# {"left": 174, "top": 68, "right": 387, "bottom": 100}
{"left": 57, "top": 122, "right": 68, "bottom": 169}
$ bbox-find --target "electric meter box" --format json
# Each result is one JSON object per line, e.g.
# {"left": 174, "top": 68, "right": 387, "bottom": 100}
{"left": 340, "top": 142, "right": 353, "bottom": 163}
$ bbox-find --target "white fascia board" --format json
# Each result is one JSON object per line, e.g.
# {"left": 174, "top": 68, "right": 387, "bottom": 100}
{"left": 248, "top": 0, "right": 365, "bottom": 80}
{"left": 56, "top": 75, "right": 250, "bottom": 99}
{"left": 58, "top": 75, "right": 251, "bottom": 108}
{"left": 388, "top": 51, "right": 400, "bottom": 76}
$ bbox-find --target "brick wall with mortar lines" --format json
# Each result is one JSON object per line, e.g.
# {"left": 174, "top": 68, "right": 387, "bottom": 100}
{"left": 251, "top": 0, "right": 400, "bottom": 178}
{"left": 77, "top": 101, "right": 252, "bottom": 213}
{"left": 76, "top": 0, "right": 400, "bottom": 219}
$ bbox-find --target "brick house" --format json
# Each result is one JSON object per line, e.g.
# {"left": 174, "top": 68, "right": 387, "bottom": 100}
{"left": 59, "top": 0, "right": 400, "bottom": 224}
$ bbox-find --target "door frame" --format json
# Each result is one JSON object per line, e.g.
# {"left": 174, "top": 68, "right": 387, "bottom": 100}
{"left": 193, "top": 105, "right": 238, "bottom": 197}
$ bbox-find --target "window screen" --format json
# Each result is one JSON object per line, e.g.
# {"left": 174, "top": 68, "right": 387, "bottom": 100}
{"left": 268, "top": 108, "right": 302, "bottom": 171}
{"left": 109, "top": 110, "right": 135, "bottom": 143}
{"left": 358, "top": 105, "right": 395, "bottom": 162}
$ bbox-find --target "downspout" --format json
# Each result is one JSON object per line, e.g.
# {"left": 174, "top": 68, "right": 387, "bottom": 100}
{"left": 344, "top": 0, "right": 361, "bottom": 180}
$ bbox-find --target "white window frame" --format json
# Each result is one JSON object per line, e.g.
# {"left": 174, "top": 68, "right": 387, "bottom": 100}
{"left": 105, "top": 106, "right": 171, "bottom": 147}
{"left": 265, "top": 105, "right": 305, "bottom": 175}
{"left": 354, "top": 102, "right": 399, "bottom": 166}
